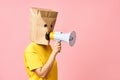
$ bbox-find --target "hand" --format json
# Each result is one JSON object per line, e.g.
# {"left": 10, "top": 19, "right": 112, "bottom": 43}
{"left": 52, "top": 41, "right": 61, "bottom": 55}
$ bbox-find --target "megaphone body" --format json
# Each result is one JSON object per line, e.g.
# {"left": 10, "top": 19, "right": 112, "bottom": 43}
{"left": 49, "top": 31, "right": 76, "bottom": 46}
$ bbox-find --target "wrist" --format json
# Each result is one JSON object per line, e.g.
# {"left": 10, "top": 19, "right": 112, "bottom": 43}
{"left": 51, "top": 51, "right": 57, "bottom": 56}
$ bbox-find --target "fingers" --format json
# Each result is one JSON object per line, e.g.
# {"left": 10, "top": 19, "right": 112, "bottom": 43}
{"left": 53, "top": 41, "right": 61, "bottom": 54}
{"left": 55, "top": 41, "right": 61, "bottom": 47}
{"left": 57, "top": 42, "right": 61, "bottom": 53}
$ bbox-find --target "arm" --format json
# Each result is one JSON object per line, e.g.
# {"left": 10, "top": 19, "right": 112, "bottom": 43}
{"left": 34, "top": 42, "right": 61, "bottom": 78}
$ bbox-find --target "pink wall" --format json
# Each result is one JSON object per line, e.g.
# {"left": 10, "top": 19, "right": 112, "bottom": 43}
{"left": 0, "top": 0, "right": 120, "bottom": 80}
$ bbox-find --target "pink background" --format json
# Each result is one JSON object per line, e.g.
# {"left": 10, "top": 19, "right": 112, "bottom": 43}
{"left": 0, "top": 0, "right": 120, "bottom": 80}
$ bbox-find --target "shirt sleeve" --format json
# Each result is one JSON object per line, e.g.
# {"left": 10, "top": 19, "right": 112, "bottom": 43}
{"left": 25, "top": 52, "right": 43, "bottom": 71}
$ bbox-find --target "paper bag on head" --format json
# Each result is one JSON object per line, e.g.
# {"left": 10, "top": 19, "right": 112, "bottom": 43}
{"left": 30, "top": 7, "right": 58, "bottom": 45}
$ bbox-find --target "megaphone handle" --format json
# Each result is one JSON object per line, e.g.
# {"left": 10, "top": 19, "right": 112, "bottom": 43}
{"left": 55, "top": 39, "right": 61, "bottom": 42}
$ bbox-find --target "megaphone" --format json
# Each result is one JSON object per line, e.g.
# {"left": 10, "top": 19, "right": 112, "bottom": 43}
{"left": 48, "top": 31, "right": 76, "bottom": 46}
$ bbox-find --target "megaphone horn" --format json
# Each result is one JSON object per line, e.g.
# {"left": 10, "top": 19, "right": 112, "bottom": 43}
{"left": 49, "top": 31, "right": 76, "bottom": 46}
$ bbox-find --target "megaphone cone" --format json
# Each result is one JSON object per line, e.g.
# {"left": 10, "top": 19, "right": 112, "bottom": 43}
{"left": 49, "top": 31, "right": 76, "bottom": 46}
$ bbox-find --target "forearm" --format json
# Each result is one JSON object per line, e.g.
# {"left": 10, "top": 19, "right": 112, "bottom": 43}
{"left": 35, "top": 51, "right": 57, "bottom": 78}
{"left": 34, "top": 42, "right": 61, "bottom": 78}
{"left": 41, "top": 51, "right": 57, "bottom": 77}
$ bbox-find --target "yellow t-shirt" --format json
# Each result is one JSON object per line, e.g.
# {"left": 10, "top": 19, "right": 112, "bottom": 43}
{"left": 24, "top": 42, "right": 58, "bottom": 80}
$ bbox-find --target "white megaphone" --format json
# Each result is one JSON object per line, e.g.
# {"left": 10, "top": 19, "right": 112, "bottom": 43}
{"left": 49, "top": 31, "right": 76, "bottom": 46}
